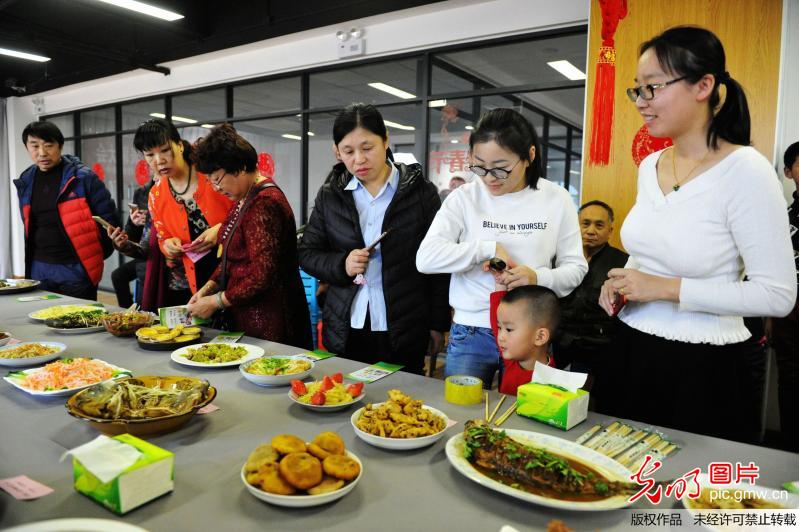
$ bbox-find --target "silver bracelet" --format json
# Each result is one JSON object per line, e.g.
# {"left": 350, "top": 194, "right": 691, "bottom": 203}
{"left": 216, "top": 292, "right": 225, "bottom": 310}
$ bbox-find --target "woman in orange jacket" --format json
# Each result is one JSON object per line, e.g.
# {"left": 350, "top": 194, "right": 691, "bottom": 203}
{"left": 136, "top": 119, "right": 234, "bottom": 307}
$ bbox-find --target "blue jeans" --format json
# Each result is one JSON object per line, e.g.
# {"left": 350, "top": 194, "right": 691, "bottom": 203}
{"left": 445, "top": 323, "right": 500, "bottom": 389}
{"left": 31, "top": 260, "right": 97, "bottom": 301}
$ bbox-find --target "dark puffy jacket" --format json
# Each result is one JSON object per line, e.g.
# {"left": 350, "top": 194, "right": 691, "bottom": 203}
{"left": 298, "top": 162, "right": 450, "bottom": 366}
{"left": 15, "top": 154, "right": 118, "bottom": 285}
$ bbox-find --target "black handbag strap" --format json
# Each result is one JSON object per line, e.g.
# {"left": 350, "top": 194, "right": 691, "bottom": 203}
{"left": 218, "top": 181, "right": 276, "bottom": 290}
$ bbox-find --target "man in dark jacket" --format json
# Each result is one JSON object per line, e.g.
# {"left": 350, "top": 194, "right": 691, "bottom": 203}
{"left": 556, "top": 200, "right": 628, "bottom": 393}
{"left": 14, "top": 121, "right": 118, "bottom": 301}
{"left": 298, "top": 161, "right": 450, "bottom": 374}
{"left": 111, "top": 179, "right": 155, "bottom": 307}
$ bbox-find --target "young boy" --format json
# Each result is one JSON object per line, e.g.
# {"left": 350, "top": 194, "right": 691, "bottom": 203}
{"left": 489, "top": 286, "right": 559, "bottom": 396}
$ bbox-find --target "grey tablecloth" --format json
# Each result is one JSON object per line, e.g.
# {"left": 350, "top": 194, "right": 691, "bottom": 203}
{"left": 0, "top": 292, "right": 797, "bottom": 532}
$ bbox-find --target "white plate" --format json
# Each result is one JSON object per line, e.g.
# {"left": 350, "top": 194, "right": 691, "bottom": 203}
{"left": 4, "top": 518, "right": 149, "bottom": 532}
{"left": 288, "top": 388, "right": 365, "bottom": 412}
{"left": 0, "top": 342, "right": 67, "bottom": 367}
{"left": 239, "top": 355, "right": 314, "bottom": 386}
{"left": 351, "top": 402, "right": 451, "bottom": 450}
{"left": 48, "top": 325, "right": 106, "bottom": 334}
{"left": 3, "top": 359, "right": 132, "bottom": 397}
{"left": 683, "top": 473, "right": 799, "bottom": 531}
{"left": 171, "top": 343, "right": 264, "bottom": 368}
{"left": 445, "top": 428, "right": 635, "bottom": 511}
{"left": 28, "top": 305, "right": 105, "bottom": 322}
{"left": 241, "top": 449, "right": 362, "bottom": 507}
{"left": 0, "top": 279, "right": 40, "bottom": 294}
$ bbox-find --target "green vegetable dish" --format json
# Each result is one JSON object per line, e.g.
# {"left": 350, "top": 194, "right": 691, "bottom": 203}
{"left": 244, "top": 357, "right": 312, "bottom": 376}
{"left": 183, "top": 344, "right": 247, "bottom": 364}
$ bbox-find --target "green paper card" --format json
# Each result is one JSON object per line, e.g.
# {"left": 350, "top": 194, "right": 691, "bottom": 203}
{"left": 347, "top": 361, "right": 403, "bottom": 383}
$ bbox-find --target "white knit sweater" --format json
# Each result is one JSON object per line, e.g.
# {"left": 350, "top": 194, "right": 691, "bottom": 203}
{"left": 416, "top": 176, "right": 587, "bottom": 328}
{"left": 619, "top": 147, "right": 796, "bottom": 345}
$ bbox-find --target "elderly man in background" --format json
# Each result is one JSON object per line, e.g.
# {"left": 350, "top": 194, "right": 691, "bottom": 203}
{"left": 556, "top": 200, "right": 627, "bottom": 407}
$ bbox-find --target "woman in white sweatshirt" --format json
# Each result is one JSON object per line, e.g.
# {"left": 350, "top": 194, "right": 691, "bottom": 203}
{"left": 417, "top": 108, "right": 587, "bottom": 387}
{"left": 598, "top": 27, "right": 796, "bottom": 441}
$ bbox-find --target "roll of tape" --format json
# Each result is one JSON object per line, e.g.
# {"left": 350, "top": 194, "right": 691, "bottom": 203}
{"left": 444, "top": 375, "right": 483, "bottom": 405}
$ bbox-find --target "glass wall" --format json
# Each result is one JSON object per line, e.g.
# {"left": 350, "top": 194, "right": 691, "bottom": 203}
{"left": 43, "top": 28, "right": 586, "bottom": 292}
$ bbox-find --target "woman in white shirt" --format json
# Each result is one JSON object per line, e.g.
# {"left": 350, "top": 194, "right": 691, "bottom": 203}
{"left": 417, "top": 108, "right": 587, "bottom": 387}
{"left": 598, "top": 26, "right": 796, "bottom": 440}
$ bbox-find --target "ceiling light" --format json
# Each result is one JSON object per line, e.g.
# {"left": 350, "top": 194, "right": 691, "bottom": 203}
{"left": 428, "top": 100, "right": 447, "bottom": 108}
{"left": 149, "top": 112, "right": 196, "bottom": 124}
{"left": 383, "top": 120, "right": 415, "bottom": 131}
{"left": 282, "top": 134, "right": 302, "bottom": 140}
{"left": 547, "top": 60, "right": 586, "bottom": 81}
{"left": 569, "top": 170, "right": 581, "bottom": 175}
{"left": 465, "top": 125, "right": 474, "bottom": 130}
{"left": 335, "top": 30, "right": 349, "bottom": 42}
{"left": 201, "top": 124, "right": 215, "bottom": 129}
{"left": 450, "top": 139, "right": 458, "bottom": 144}
{"left": 93, "top": 0, "right": 184, "bottom": 21}
{"left": 368, "top": 82, "right": 415, "bottom": 100}
{"left": 349, "top": 27, "right": 363, "bottom": 39}
{"left": 0, "top": 47, "right": 50, "bottom": 62}
{"left": 308, "top": 132, "right": 315, "bottom": 136}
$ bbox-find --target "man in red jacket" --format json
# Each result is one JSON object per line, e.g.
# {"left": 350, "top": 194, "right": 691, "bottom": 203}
{"left": 14, "top": 121, "right": 118, "bottom": 301}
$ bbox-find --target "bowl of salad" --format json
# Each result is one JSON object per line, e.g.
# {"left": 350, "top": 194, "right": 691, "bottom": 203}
{"left": 240, "top": 355, "right": 314, "bottom": 387}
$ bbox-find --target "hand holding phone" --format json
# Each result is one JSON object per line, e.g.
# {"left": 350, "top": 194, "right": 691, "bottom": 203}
{"left": 92, "top": 215, "right": 113, "bottom": 230}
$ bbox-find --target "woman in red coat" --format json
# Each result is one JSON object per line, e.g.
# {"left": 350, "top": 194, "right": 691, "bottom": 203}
{"left": 186, "top": 124, "right": 312, "bottom": 348}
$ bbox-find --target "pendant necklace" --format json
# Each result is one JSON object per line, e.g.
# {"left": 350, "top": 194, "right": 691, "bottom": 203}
{"left": 670, "top": 147, "right": 710, "bottom": 192}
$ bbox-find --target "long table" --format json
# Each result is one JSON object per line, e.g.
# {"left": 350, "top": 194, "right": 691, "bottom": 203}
{"left": 1, "top": 292, "right": 797, "bottom": 531}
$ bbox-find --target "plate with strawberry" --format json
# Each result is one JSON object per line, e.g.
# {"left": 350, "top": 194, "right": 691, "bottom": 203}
{"left": 288, "top": 373, "right": 365, "bottom": 411}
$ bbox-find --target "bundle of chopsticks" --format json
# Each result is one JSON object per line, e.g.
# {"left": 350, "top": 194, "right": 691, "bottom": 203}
{"left": 484, "top": 393, "right": 516, "bottom": 426}
{"left": 575, "top": 421, "right": 680, "bottom": 471}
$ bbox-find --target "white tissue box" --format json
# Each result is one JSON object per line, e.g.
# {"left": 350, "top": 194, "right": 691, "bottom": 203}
{"left": 516, "top": 383, "right": 589, "bottom": 430}
{"left": 72, "top": 434, "right": 174, "bottom": 514}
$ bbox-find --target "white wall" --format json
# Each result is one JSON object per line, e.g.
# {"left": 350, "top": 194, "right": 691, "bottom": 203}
{"left": 3, "top": 0, "right": 590, "bottom": 275}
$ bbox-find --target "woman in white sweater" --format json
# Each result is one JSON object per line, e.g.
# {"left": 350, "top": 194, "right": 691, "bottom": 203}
{"left": 598, "top": 26, "right": 796, "bottom": 440}
{"left": 417, "top": 108, "right": 587, "bottom": 386}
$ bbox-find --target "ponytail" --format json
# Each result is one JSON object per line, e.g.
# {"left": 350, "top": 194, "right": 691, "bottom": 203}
{"left": 708, "top": 75, "right": 751, "bottom": 149}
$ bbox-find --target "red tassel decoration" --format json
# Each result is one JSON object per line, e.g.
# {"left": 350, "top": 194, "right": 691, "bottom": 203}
{"left": 588, "top": 0, "right": 628, "bottom": 167}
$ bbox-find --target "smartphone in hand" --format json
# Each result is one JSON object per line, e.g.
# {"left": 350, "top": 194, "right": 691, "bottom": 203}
{"left": 611, "top": 294, "right": 627, "bottom": 317}
{"left": 366, "top": 230, "right": 390, "bottom": 252}
{"left": 92, "top": 215, "right": 113, "bottom": 230}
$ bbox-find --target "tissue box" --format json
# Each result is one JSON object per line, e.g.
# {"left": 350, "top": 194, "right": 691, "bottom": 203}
{"left": 73, "top": 434, "right": 174, "bottom": 514}
{"left": 516, "top": 382, "right": 589, "bottom": 430}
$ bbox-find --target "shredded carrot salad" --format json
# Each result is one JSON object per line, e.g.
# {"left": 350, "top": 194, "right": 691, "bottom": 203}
{"left": 21, "top": 358, "right": 115, "bottom": 391}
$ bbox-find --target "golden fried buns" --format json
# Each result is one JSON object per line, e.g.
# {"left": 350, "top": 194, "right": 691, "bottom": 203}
{"left": 279, "top": 452, "right": 323, "bottom": 490}
{"left": 255, "top": 463, "right": 296, "bottom": 495}
{"left": 307, "top": 476, "right": 345, "bottom": 495}
{"left": 312, "top": 431, "right": 346, "bottom": 455}
{"left": 271, "top": 434, "right": 307, "bottom": 455}
{"left": 306, "top": 442, "right": 331, "bottom": 460}
{"left": 323, "top": 454, "right": 361, "bottom": 481}
{"left": 244, "top": 444, "right": 280, "bottom": 473}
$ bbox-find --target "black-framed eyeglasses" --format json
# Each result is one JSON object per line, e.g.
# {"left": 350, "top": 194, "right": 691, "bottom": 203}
{"left": 209, "top": 171, "right": 229, "bottom": 188}
{"left": 468, "top": 159, "right": 522, "bottom": 180}
{"left": 626, "top": 76, "right": 687, "bottom": 102}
